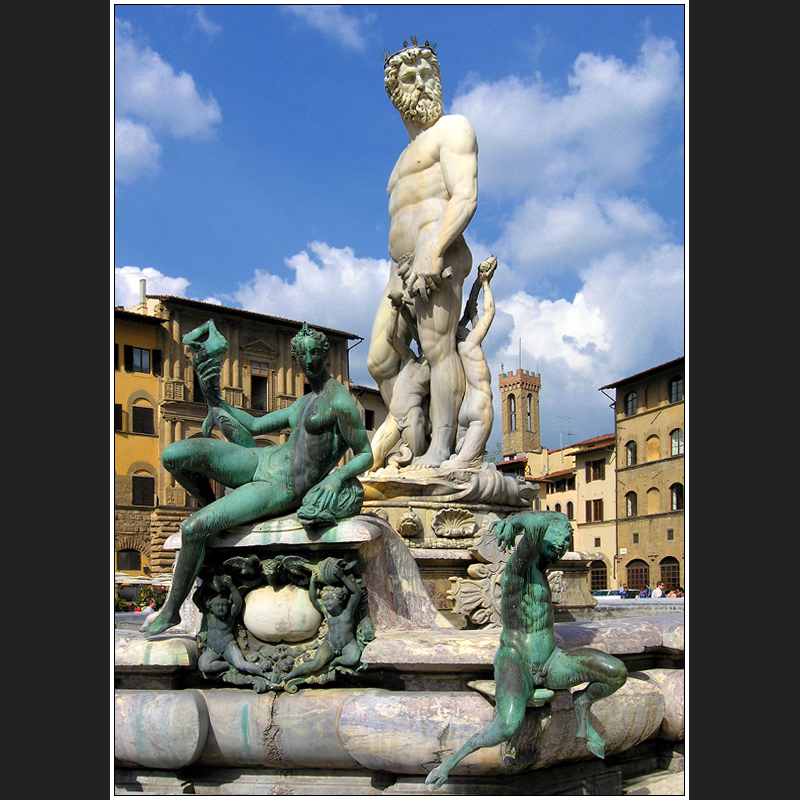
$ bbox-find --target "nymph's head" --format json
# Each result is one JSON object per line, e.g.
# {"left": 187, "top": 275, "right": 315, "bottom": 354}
{"left": 291, "top": 323, "right": 330, "bottom": 377}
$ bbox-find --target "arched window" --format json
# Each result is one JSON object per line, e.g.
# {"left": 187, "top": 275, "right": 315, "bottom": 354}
{"left": 566, "top": 501, "right": 574, "bottom": 520}
{"left": 624, "top": 391, "right": 637, "bottom": 416}
{"left": 508, "top": 394, "right": 516, "bottom": 432}
{"left": 669, "top": 376, "right": 684, "bottom": 403}
{"left": 626, "top": 559, "right": 650, "bottom": 592}
{"left": 555, "top": 503, "right": 562, "bottom": 513}
{"left": 647, "top": 487, "right": 660, "bottom": 515}
{"left": 646, "top": 435, "right": 660, "bottom": 461}
{"left": 670, "top": 483, "right": 684, "bottom": 511}
{"left": 670, "top": 428, "right": 684, "bottom": 456}
{"left": 625, "top": 491, "right": 638, "bottom": 517}
{"left": 625, "top": 440, "right": 637, "bottom": 466}
{"left": 660, "top": 556, "right": 681, "bottom": 589}
{"left": 590, "top": 561, "right": 608, "bottom": 592}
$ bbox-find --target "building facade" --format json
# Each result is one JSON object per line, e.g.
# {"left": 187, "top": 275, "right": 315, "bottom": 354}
{"left": 113, "top": 291, "right": 377, "bottom": 578}
{"left": 114, "top": 308, "right": 164, "bottom": 579}
{"left": 601, "top": 357, "right": 685, "bottom": 594}
{"left": 495, "top": 357, "right": 685, "bottom": 593}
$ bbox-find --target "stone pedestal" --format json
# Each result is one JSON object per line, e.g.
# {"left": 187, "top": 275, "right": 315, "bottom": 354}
{"left": 164, "top": 512, "right": 453, "bottom": 634}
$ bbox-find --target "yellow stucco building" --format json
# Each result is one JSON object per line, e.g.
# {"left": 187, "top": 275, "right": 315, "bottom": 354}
{"left": 113, "top": 290, "right": 382, "bottom": 580}
{"left": 601, "top": 357, "right": 685, "bottom": 594}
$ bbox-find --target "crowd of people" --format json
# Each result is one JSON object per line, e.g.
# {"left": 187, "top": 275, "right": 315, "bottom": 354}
{"left": 619, "top": 582, "right": 684, "bottom": 599}
{"left": 118, "top": 596, "right": 161, "bottom": 615}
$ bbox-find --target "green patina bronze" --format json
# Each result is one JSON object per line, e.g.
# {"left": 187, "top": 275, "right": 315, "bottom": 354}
{"left": 191, "top": 553, "right": 373, "bottom": 693}
{"left": 141, "top": 321, "right": 374, "bottom": 638}
{"left": 426, "top": 510, "right": 628, "bottom": 789}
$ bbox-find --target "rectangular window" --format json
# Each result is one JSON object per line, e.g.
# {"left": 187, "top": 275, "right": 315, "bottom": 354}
{"left": 585, "top": 499, "right": 604, "bottom": 522}
{"left": 633, "top": 532, "right": 639, "bottom": 544}
{"left": 585, "top": 458, "right": 606, "bottom": 482}
{"left": 250, "top": 361, "right": 270, "bottom": 411}
{"left": 594, "top": 537, "right": 601, "bottom": 548}
{"left": 364, "top": 409, "right": 375, "bottom": 430}
{"left": 123, "top": 345, "right": 162, "bottom": 375}
{"left": 132, "top": 475, "right": 155, "bottom": 506}
{"left": 131, "top": 406, "right": 155, "bottom": 434}
{"left": 667, "top": 528, "right": 674, "bottom": 540}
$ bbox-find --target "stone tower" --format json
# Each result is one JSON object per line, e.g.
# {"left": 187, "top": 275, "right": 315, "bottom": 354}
{"left": 498, "top": 368, "right": 541, "bottom": 456}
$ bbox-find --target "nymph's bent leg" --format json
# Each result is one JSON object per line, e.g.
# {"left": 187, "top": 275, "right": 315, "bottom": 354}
{"left": 162, "top": 438, "right": 260, "bottom": 506}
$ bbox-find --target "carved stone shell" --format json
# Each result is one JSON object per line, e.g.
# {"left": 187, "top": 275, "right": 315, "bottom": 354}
{"left": 431, "top": 507, "right": 477, "bottom": 538}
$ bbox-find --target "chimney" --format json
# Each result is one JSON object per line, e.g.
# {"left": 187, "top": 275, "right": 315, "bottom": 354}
{"left": 139, "top": 278, "right": 146, "bottom": 306}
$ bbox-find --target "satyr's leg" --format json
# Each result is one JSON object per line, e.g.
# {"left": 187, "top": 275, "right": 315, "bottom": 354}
{"left": 544, "top": 647, "right": 627, "bottom": 758}
{"left": 426, "top": 648, "right": 531, "bottom": 789}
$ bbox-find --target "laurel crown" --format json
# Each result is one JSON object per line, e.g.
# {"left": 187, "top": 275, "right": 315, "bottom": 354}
{"left": 383, "top": 36, "right": 437, "bottom": 65}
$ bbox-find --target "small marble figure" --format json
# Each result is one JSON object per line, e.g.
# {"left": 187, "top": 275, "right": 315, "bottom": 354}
{"left": 441, "top": 256, "right": 497, "bottom": 468}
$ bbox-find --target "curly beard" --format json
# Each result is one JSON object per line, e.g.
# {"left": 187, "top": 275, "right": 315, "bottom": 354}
{"left": 393, "top": 87, "right": 443, "bottom": 125}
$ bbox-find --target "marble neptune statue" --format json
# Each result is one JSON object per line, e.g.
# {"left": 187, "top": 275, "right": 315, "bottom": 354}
{"left": 367, "top": 39, "right": 479, "bottom": 469}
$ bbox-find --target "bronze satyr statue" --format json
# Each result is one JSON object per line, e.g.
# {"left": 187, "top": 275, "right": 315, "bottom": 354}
{"left": 426, "top": 511, "right": 627, "bottom": 789}
{"left": 141, "top": 322, "right": 374, "bottom": 637}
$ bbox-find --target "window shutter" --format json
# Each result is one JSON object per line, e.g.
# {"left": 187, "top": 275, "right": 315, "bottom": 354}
{"left": 114, "top": 343, "right": 119, "bottom": 371}
{"left": 151, "top": 349, "right": 162, "bottom": 376}
{"left": 600, "top": 460, "right": 605, "bottom": 480}
{"left": 123, "top": 345, "right": 134, "bottom": 372}
{"left": 132, "top": 475, "right": 155, "bottom": 506}
{"left": 114, "top": 404, "right": 123, "bottom": 431}
{"left": 585, "top": 500, "right": 592, "bottom": 522}
{"left": 132, "top": 406, "right": 155, "bottom": 434}
{"left": 585, "top": 463, "right": 591, "bottom": 483}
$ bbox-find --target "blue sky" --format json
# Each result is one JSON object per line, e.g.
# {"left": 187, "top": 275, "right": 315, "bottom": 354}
{"left": 114, "top": 3, "right": 685, "bottom": 454}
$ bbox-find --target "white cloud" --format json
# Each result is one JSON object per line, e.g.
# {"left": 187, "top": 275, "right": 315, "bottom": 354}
{"left": 443, "top": 33, "right": 684, "bottom": 448}
{"left": 235, "top": 242, "right": 391, "bottom": 383}
{"left": 114, "top": 266, "right": 191, "bottom": 309}
{"left": 114, "top": 17, "right": 221, "bottom": 184}
{"left": 497, "top": 190, "right": 670, "bottom": 281}
{"left": 281, "top": 5, "right": 371, "bottom": 50}
{"left": 482, "top": 240, "right": 684, "bottom": 449}
{"left": 192, "top": 7, "right": 222, "bottom": 37}
{"left": 452, "top": 34, "right": 683, "bottom": 199}
{"left": 114, "top": 118, "right": 161, "bottom": 185}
